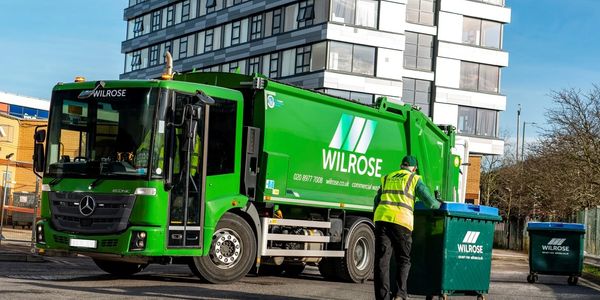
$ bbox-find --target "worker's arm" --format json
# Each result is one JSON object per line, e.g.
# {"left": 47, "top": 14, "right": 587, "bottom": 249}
{"left": 373, "top": 188, "right": 382, "bottom": 209}
{"left": 415, "top": 178, "right": 441, "bottom": 209}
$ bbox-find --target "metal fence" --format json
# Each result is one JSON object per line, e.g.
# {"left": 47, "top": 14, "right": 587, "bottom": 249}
{"left": 575, "top": 207, "right": 600, "bottom": 256}
{"left": 0, "top": 190, "right": 39, "bottom": 248}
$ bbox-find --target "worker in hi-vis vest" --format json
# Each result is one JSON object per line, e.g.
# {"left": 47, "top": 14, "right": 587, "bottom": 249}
{"left": 373, "top": 155, "right": 441, "bottom": 300}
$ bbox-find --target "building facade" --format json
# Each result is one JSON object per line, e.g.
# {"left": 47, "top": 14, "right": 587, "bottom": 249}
{"left": 121, "top": 0, "right": 511, "bottom": 204}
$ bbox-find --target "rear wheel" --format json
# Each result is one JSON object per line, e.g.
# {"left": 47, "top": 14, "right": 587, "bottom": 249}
{"left": 336, "top": 222, "right": 375, "bottom": 283}
{"left": 318, "top": 257, "right": 339, "bottom": 280}
{"left": 93, "top": 259, "right": 147, "bottom": 276}
{"left": 189, "top": 213, "right": 256, "bottom": 283}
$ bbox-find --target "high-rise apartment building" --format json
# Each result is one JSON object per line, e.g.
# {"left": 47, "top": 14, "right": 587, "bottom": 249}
{"left": 121, "top": 0, "right": 510, "bottom": 204}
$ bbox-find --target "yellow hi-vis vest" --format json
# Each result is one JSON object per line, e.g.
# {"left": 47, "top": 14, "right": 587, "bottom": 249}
{"left": 136, "top": 128, "right": 200, "bottom": 176}
{"left": 373, "top": 169, "right": 420, "bottom": 231}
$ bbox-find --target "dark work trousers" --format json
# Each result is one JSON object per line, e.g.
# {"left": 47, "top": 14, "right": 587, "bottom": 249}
{"left": 374, "top": 221, "right": 412, "bottom": 300}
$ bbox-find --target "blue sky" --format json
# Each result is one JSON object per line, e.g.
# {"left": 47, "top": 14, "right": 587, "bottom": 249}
{"left": 0, "top": 0, "right": 599, "bottom": 142}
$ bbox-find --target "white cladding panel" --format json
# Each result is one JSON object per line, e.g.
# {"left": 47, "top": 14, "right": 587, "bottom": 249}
{"left": 435, "top": 87, "right": 507, "bottom": 111}
{"left": 326, "top": 23, "right": 404, "bottom": 50}
{"left": 402, "top": 69, "right": 435, "bottom": 82}
{"left": 459, "top": 135, "right": 505, "bottom": 155}
{"left": 440, "top": 0, "right": 511, "bottom": 23}
{"left": 379, "top": 1, "right": 406, "bottom": 34}
{"left": 433, "top": 102, "right": 459, "bottom": 127}
{"left": 323, "top": 71, "right": 403, "bottom": 97}
{"left": 0, "top": 92, "right": 49, "bottom": 110}
{"left": 438, "top": 42, "right": 509, "bottom": 67}
{"left": 435, "top": 57, "right": 461, "bottom": 89}
{"left": 377, "top": 48, "right": 404, "bottom": 80}
{"left": 438, "top": 12, "right": 463, "bottom": 43}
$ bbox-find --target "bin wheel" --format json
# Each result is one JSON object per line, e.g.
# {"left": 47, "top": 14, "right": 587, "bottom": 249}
{"left": 527, "top": 274, "right": 537, "bottom": 283}
{"left": 568, "top": 276, "right": 578, "bottom": 286}
{"left": 440, "top": 295, "right": 448, "bottom": 300}
{"left": 477, "top": 295, "right": 486, "bottom": 300}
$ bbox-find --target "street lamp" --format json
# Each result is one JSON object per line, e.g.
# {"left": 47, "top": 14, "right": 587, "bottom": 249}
{"left": 521, "top": 122, "right": 537, "bottom": 161}
{"left": 0, "top": 152, "right": 14, "bottom": 243}
{"left": 515, "top": 105, "right": 521, "bottom": 162}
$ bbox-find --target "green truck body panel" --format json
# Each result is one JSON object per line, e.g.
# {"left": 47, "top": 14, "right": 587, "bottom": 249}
{"left": 37, "top": 72, "right": 460, "bottom": 262}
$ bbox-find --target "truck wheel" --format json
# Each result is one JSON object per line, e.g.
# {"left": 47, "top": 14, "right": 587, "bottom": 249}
{"left": 337, "top": 223, "right": 375, "bottom": 283}
{"left": 93, "top": 259, "right": 147, "bottom": 276}
{"left": 189, "top": 212, "right": 256, "bottom": 283}
{"left": 318, "top": 257, "right": 340, "bottom": 280}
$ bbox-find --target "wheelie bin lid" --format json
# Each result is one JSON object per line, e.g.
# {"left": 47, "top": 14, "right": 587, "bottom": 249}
{"left": 415, "top": 201, "right": 501, "bottom": 221}
{"left": 527, "top": 222, "right": 585, "bottom": 232}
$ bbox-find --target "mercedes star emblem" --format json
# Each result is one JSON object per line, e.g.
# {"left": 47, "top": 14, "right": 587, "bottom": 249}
{"left": 79, "top": 195, "right": 96, "bottom": 217}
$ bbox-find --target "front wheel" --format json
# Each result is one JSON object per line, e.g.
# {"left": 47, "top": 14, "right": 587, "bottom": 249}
{"left": 189, "top": 212, "right": 256, "bottom": 283}
{"left": 336, "top": 222, "right": 375, "bottom": 283}
{"left": 93, "top": 259, "right": 147, "bottom": 276}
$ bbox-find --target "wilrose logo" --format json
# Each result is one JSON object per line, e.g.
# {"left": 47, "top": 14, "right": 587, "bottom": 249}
{"left": 542, "top": 238, "right": 569, "bottom": 252}
{"left": 458, "top": 231, "right": 483, "bottom": 254}
{"left": 322, "top": 114, "right": 383, "bottom": 177}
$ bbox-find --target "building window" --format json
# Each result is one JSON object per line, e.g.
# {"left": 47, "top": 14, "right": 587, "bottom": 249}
{"left": 295, "top": 46, "right": 311, "bottom": 74}
{"left": 181, "top": 0, "right": 191, "bottom": 22}
{"left": 133, "top": 17, "right": 144, "bottom": 37}
{"left": 151, "top": 10, "right": 162, "bottom": 31}
{"left": 231, "top": 21, "right": 241, "bottom": 45}
{"left": 248, "top": 57, "right": 261, "bottom": 74}
{"left": 205, "top": 29, "right": 214, "bottom": 52}
{"left": 179, "top": 37, "right": 188, "bottom": 59}
{"left": 460, "top": 62, "right": 500, "bottom": 93}
{"left": 166, "top": 6, "right": 175, "bottom": 27}
{"left": 229, "top": 61, "right": 239, "bottom": 73}
{"left": 149, "top": 45, "right": 159, "bottom": 66}
{"left": 164, "top": 41, "right": 172, "bottom": 56}
{"left": 402, "top": 78, "right": 432, "bottom": 116}
{"left": 406, "top": 0, "right": 435, "bottom": 26}
{"left": 457, "top": 106, "right": 498, "bottom": 137}
{"left": 404, "top": 32, "right": 434, "bottom": 71}
{"left": 297, "top": 0, "right": 315, "bottom": 28}
{"left": 131, "top": 51, "right": 142, "bottom": 70}
{"left": 270, "top": 53, "right": 279, "bottom": 78}
{"left": 331, "top": 0, "right": 378, "bottom": 28}
{"left": 463, "top": 17, "right": 502, "bottom": 49}
{"left": 206, "top": 0, "right": 217, "bottom": 9}
{"left": 272, "top": 8, "right": 283, "bottom": 35}
{"left": 328, "top": 42, "right": 375, "bottom": 76}
{"left": 250, "top": 15, "right": 263, "bottom": 40}
{"left": 320, "top": 89, "right": 375, "bottom": 105}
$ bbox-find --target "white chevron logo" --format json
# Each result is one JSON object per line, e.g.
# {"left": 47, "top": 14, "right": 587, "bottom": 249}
{"left": 462, "top": 231, "right": 481, "bottom": 244}
{"left": 547, "top": 238, "right": 566, "bottom": 246}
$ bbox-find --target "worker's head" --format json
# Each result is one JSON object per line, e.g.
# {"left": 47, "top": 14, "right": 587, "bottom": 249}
{"left": 401, "top": 155, "right": 418, "bottom": 173}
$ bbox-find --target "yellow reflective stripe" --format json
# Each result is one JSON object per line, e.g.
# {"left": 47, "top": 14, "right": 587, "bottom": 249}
{"left": 378, "top": 201, "right": 413, "bottom": 211}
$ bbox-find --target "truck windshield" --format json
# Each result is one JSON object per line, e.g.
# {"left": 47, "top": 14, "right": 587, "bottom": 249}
{"left": 45, "top": 88, "right": 157, "bottom": 178}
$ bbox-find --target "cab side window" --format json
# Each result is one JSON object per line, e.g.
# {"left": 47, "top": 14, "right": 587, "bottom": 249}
{"left": 207, "top": 99, "right": 237, "bottom": 175}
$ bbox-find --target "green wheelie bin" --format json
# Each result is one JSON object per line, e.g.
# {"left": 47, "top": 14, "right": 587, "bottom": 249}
{"left": 526, "top": 222, "right": 585, "bottom": 285}
{"left": 408, "top": 202, "right": 501, "bottom": 300}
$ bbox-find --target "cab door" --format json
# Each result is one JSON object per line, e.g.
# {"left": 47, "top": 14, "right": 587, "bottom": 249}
{"left": 167, "top": 92, "right": 208, "bottom": 248}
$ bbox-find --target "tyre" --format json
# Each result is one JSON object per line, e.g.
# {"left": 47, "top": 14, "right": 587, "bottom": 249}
{"left": 568, "top": 276, "right": 578, "bottom": 286}
{"left": 282, "top": 263, "right": 306, "bottom": 276}
{"left": 189, "top": 212, "right": 256, "bottom": 283}
{"left": 477, "top": 295, "right": 486, "bottom": 300}
{"left": 318, "top": 257, "right": 340, "bottom": 280}
{"left": 336, "top": 222, "right": 375, "bottom": 283}
{"left": 93, "top": 259, "right": 147, "bottom": 276}
{"left": 527, "top": 274, "right": 535, "bottom": 283}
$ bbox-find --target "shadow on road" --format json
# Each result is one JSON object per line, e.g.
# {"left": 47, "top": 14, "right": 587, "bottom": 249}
{"left": 19, "top": 279, "right": 317, "bottom": 300}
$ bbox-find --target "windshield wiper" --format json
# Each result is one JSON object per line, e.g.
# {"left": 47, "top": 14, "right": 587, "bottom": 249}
{"left": 88, "top": 177, "right": 104, "bottom": 190}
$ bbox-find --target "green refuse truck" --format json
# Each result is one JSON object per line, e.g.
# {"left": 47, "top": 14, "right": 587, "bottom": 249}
{"left": 33, "top": 67, "right": 461, "bottom": 283}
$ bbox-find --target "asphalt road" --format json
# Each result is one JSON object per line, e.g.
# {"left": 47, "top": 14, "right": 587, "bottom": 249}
{"left": 1, "top": 248, "right": 600, "bottom": 300}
